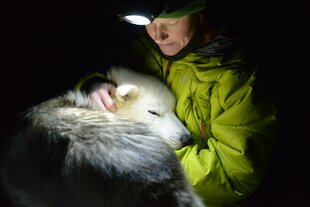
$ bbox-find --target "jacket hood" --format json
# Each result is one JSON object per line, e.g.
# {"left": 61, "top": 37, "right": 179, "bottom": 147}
{"left": 195, "top": 26, "right": 239, "bottom": 56}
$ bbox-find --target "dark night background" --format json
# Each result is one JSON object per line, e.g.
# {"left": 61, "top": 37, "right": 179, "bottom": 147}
{"left": 1, "top": 0, "right": 308, "bottom": 206}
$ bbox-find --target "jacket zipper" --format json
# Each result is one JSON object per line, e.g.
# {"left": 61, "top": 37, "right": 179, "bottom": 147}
{"left": 163, "top": 61, "right": 173, "bottom": 87}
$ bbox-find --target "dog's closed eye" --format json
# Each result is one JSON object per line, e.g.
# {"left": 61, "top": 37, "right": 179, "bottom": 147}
{"left": 148, "top": 110, "right": 160, "bottom": 116}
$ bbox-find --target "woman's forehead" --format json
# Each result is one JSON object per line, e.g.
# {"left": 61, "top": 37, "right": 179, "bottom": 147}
{"left": 152, "top": 15, "right": 191, "bottom": 23}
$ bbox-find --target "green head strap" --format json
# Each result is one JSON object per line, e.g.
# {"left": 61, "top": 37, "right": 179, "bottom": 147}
{"left": 158, "top": 0, "right": 207, "bottom": 18}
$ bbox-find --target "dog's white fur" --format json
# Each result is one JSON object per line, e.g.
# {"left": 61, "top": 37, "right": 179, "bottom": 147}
{"left": 1, "top": 67, "right": 205, "bottom": 207}
{"left": 108, "top": 67, "right": 192, "bottom": 150}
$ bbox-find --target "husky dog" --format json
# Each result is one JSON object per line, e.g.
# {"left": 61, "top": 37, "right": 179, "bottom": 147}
{"left": 1, "top": 67, "right": 205, "bottom": 207}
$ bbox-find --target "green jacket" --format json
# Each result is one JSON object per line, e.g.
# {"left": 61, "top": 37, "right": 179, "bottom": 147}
{"left": 77, "top": 29, "right": 277, "bottom": 206}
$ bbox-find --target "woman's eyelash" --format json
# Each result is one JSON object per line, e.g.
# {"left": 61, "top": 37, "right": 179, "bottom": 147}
{"left": 168, "top": 21, "right": 178, "bottom": 25}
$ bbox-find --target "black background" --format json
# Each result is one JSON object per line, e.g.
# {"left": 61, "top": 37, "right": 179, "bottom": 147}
{"left": 1, "top": 0, "right": 308, "bottom": 206}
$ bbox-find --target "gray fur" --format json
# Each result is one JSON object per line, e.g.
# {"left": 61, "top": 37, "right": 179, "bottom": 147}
{"left": 1, "top": 68, "right": 205, "bottom": 207}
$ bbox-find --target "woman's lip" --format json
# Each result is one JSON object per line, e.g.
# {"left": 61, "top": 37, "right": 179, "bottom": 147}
{"left": 159, "top": 43, "right": 173, "bottom": 47}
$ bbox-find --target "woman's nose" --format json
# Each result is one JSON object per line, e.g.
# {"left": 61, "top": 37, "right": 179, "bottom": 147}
{"left": 153, "top": 26, "right": 168, "bottom": 44}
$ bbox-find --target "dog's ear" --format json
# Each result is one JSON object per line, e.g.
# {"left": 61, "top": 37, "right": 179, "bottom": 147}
{"left": 115, "top": 84, "right": 140, "bottom": 103}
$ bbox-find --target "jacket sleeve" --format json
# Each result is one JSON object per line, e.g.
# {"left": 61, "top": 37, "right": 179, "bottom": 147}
{"left": 175, "top": 70, "right": 277, "bottom": 205}
{"left": 75, "top": 72, "right": 111, "bottom": 92}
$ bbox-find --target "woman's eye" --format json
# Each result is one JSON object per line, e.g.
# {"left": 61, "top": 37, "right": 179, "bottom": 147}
{"left": 148, "top": 110, "right": 160, "bottom": 116}
{"left": 168, "top": 20, "right": 178, "bottom": 25}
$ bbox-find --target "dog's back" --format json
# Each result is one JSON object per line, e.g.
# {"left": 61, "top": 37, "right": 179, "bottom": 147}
{"left": 1, "top": 69, "right": 205, "bottom": 207}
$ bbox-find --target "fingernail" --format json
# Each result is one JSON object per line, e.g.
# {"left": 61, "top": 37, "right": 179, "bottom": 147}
{"left": 109, "top": 104, "right": 117, "bottom": 112}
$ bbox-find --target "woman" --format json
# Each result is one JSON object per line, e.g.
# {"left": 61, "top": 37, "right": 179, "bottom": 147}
{"left": 76, "top": 0, "right": 277, "bottom": 206}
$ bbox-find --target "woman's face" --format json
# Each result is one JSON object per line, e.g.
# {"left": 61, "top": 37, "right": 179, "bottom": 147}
{"left": 145, "top": 15, "right": 197, "bottom": 56}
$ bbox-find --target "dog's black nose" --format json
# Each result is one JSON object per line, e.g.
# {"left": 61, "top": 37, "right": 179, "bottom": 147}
{"left": 180, "top": 134, "right": 193, "bottom": 146}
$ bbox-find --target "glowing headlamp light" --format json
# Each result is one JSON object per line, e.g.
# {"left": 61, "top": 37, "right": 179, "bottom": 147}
{"left": 121, "top": 15, "right": 153, "bottom": 25}
{"left": 118, "top": 8, "right": 156, "bottom": 25}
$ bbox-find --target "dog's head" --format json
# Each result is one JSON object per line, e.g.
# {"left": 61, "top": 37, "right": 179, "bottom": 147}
{"left": 110, "top": 68, "right": 192, "bottom": 150}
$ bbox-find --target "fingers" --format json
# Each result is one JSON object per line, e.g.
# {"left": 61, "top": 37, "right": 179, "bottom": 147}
{"left": 89, "top": 83, "right": 117, "bottom": 112}
{"left": 98, "top": 85, "right": 117, "bottom": 112}
{"left": 90, "top": 93, "right": 107, "bottom": 111}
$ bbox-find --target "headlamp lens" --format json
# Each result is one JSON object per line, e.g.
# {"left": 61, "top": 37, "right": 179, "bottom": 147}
{"left": 122, "top": 15, "right": 152, "bottom": 25}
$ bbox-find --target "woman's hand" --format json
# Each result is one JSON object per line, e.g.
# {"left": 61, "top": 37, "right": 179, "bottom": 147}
{"left": 89, "top": 82, "right": 117, "bottom": 112}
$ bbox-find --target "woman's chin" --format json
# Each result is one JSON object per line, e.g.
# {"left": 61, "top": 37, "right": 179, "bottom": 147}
{"left": 161, "top": 49, "right": 178, "bottom": 56}
{"left": 159, "top": 46, "right": 180, "bottom": 56}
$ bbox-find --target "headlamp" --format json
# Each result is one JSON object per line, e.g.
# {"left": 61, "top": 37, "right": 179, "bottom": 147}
{"left": 118, "top": 3, "right": 157, "bottom": 25}
{"left": 118, "top": 0, "right": 207, "bottom": 25}
{"left": 121, "top": 15, "right": 153, "bottom": 25}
